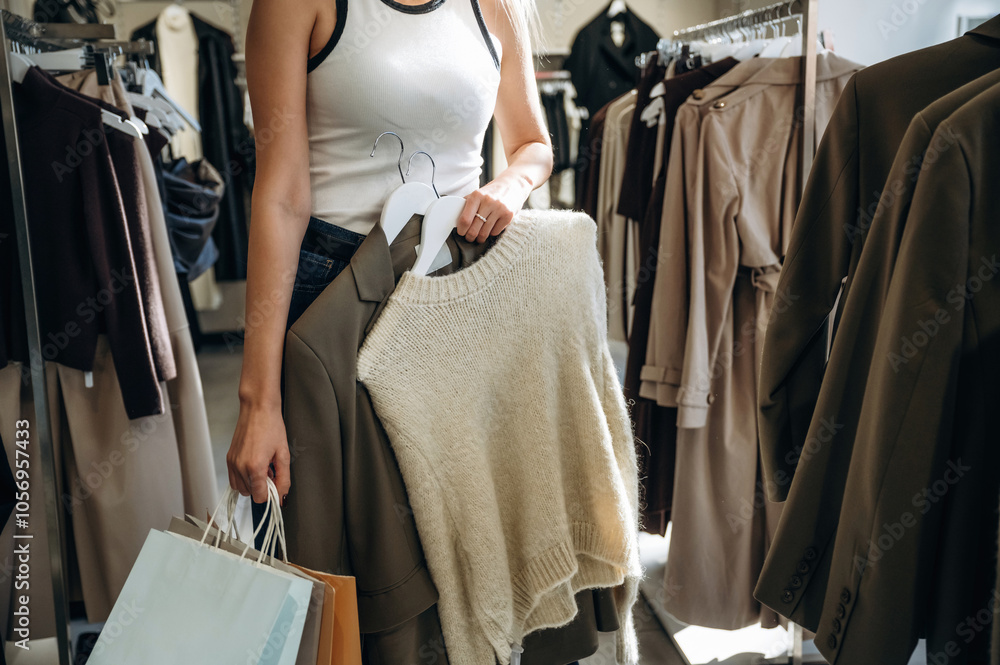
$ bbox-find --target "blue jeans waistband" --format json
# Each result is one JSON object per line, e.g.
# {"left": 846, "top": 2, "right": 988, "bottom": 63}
{"left": 301, "top": 215, "right": 366, "bottom": 261}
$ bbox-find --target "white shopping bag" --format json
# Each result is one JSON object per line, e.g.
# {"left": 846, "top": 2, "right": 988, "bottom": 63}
{"left": 167, "top": 517, "right": 324, "bottom": 665}
{"left": 88, "top": 479, "right": 312, "bottom": 665}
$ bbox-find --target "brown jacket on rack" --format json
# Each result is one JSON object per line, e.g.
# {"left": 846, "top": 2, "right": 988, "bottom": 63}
{"left": 755, "top": 69, "right": 1000, "bottom": 664}
{"left": 757, "top": 15, "right": 1000, "bottom": 502}
{"left": 770, "top": 80, "right": 1000, "bottom": 665}
{"left": 12, "top": 66, "right": 164, "bottom": 419}
{"left": 282, "top": 215, "right": 618, "bottom": 665}
{"left": 55, "top": 68, "right": 176, "bottom": 386}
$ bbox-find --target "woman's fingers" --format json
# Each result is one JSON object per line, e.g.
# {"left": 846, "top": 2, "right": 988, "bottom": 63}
{"left": 460, "top": 191, "right": 514, "bottom": 243}
{"left": 273, "top": 446, "right": 292, "bottom": 507}
{"left": 458, "top": 194, "right": 482, "bottom": 236}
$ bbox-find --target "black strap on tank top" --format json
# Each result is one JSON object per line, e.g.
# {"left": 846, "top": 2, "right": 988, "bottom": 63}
{"left": 307, "top": 0, "right": 349, "bottom": 73}
{"left": 470, "top": 0, "right": 501, "bottom": 71}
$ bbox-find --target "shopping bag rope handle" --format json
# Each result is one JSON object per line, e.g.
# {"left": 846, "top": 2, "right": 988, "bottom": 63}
{"left": 199, "top": 478, "right": 289, "bottom": 567}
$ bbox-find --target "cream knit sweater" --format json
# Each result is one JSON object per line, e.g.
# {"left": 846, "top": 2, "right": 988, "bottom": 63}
{"left": 356, "top": 209, "right": 643, "bottom": 665}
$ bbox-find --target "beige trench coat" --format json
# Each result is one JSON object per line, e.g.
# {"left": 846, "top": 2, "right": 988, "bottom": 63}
{"left": 656, "top": 53, "right": 861, "bottom": 630}
{"left": 638, "top": 57, "right": 778, "bottom": 408}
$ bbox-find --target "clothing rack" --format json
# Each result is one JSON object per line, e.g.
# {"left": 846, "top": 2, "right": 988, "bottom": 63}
{"left": 658, "top": 0, "right": 819, "bottom": 191}
{"left": 0, "top": 7, "right": 151, "bottom": 663}
{"left": 641, "top": 5, "right": 821, "bottom": 663}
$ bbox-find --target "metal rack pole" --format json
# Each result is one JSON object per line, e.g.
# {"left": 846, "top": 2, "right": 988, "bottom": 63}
{"left": 793, "top": 3, "right": 819, "bottom": 662}
{"left": 800, "top": 0, "right": 820, "bottom": 190}
{"left": 0, "top": 6, "right": 74, "bottom": 664}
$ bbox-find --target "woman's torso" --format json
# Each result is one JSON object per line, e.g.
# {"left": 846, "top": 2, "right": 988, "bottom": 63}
{"left": 306, "top": 0, "right": 502, "bottom": 234}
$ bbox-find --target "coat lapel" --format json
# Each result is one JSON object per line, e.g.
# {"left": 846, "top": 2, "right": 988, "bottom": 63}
{"left": 599, "top": 10, "right": 639, "bottom": 81}
{"left": 968, "top": 13, "right": 1000, "bottom": 41}
{"left": 598, "top": 11, "right": 643, "bottom": 82}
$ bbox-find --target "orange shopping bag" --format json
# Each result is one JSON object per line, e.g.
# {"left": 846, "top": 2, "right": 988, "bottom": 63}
{"left": 289, "top": 564, "right": 363, "bottom": 665}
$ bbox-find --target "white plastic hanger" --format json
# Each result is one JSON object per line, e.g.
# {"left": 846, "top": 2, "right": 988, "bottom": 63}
{"left": 18, "top": 48, "right": 87, "bottom": 72}
{"left": 7, "top": 52, "right": 32, "bottom": 84}
{"left": 125, "top": 113, "right": 148, "bottom": 135}
{"left": 8, "top": 54, "right": 142, "bottom": 138}
{"left": 102, "top": 110, "right": 143, "bottom": 139}
{"left": 733, "top": 24, "right": 766, "bottom": 60}
{"left": 760, "top": 11, "right": 792, "bottom": 58}
{"left": 127, "top": 93, "right": 180, "bottom": 134}
{"left": 606, "top": 0, "right": 626, "bottom": 17}
{"left": 371, "top": 132, "right": 438, "bottom": 244}
{"left": 411, "top": 195, "right": 466, "bottom": 276}
{"left": 404, "top": 150, "right": 457, "bottom": 275}
{"left": 142, "top": 110, "right": 163, "bottom": 129}
{"left": 141, "top": 69, "right": 201, "bottom": 132}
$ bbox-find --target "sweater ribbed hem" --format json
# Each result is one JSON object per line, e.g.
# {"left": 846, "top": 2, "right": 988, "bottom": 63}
{"left": 510, "top": 540, "right": 579, "bottom": 621}
{"left": 476, "top": 521, "right": 639, "bottom": 663}
{"left": 391, "top": 214, "right": 540, "bottom": 304}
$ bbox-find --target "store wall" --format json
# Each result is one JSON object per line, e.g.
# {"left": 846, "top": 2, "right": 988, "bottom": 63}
{"left": 723, "top": 0, "right": 1000, "bottom": 66}
{"left": 533, "top": 0, "right": 717, "bottom": 54}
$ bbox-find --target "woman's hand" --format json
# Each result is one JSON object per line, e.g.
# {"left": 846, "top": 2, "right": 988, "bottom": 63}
{"left": 458, "top": 173, "right": 534, "bottom": 242}
{"left": 462, "top": 0, "right": 554, "bottom": 243}
{"left": 227, "top": 400, "right": 291, "bottom": 506}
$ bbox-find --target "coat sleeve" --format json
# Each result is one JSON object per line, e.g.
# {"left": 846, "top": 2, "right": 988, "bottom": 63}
{"left": 638, "top": 110, "right": 695, "bottom": 406}
{"left": 757, "top": 76, "right": 861, "bottom": 500}
{"left": 817, "top": 122, "right": 970, "bottom": 665}
{"left": 675, "top": 111, "right": 740, "bottom": 429}
{"left": 82, "top": 137, "right": 164, "bottom": 419}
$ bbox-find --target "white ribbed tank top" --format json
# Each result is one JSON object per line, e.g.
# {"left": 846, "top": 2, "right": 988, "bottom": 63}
{"left": 305, "top": 0, "right": 503, "bottom": 234}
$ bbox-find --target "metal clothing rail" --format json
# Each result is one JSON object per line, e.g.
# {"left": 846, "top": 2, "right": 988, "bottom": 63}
{"left": 644, "top": 3, "right": 821, "bottom": 665}
{"left": 2, "top": 9, "right": 114, "bottom": 49}
{"left": 673, "top": 0, "right": 805, "bottom": 41}
{"left": 0, "top": 7, "right": 72, "bottom": 664}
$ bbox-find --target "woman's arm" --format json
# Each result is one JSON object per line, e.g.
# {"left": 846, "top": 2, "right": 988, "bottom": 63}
{"left": 458, "top": 0, "right": 553, "bottom": 242}
{"left": 227, "top": 0, "right": 328, "bottom": 504}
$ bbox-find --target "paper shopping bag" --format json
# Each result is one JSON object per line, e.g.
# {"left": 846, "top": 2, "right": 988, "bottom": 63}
{"left": 288, "top": 564, "right": 363, "bottom": 665}
{"left": 87, "top": 528, "right": 313, "bottom": 665}
{"left": 293, "top": 569, "right": 336, "bottom": 665}
{"left": 182, "top": 514, "right": 357, "bottom": 665}
{"left": 171, "top": 515, "right": 324, "bottom": 665}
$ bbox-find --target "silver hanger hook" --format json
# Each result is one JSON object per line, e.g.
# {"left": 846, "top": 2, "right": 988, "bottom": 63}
{"left": 370, "top": 131, "right": 406, "bottom": 184}
{"left": 405, "top": 150, "right": 440, "bottom": 198}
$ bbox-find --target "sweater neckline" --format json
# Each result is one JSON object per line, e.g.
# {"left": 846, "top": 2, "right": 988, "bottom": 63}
{"left": 392, "top": 216, "right": 538, "bottom": 304}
